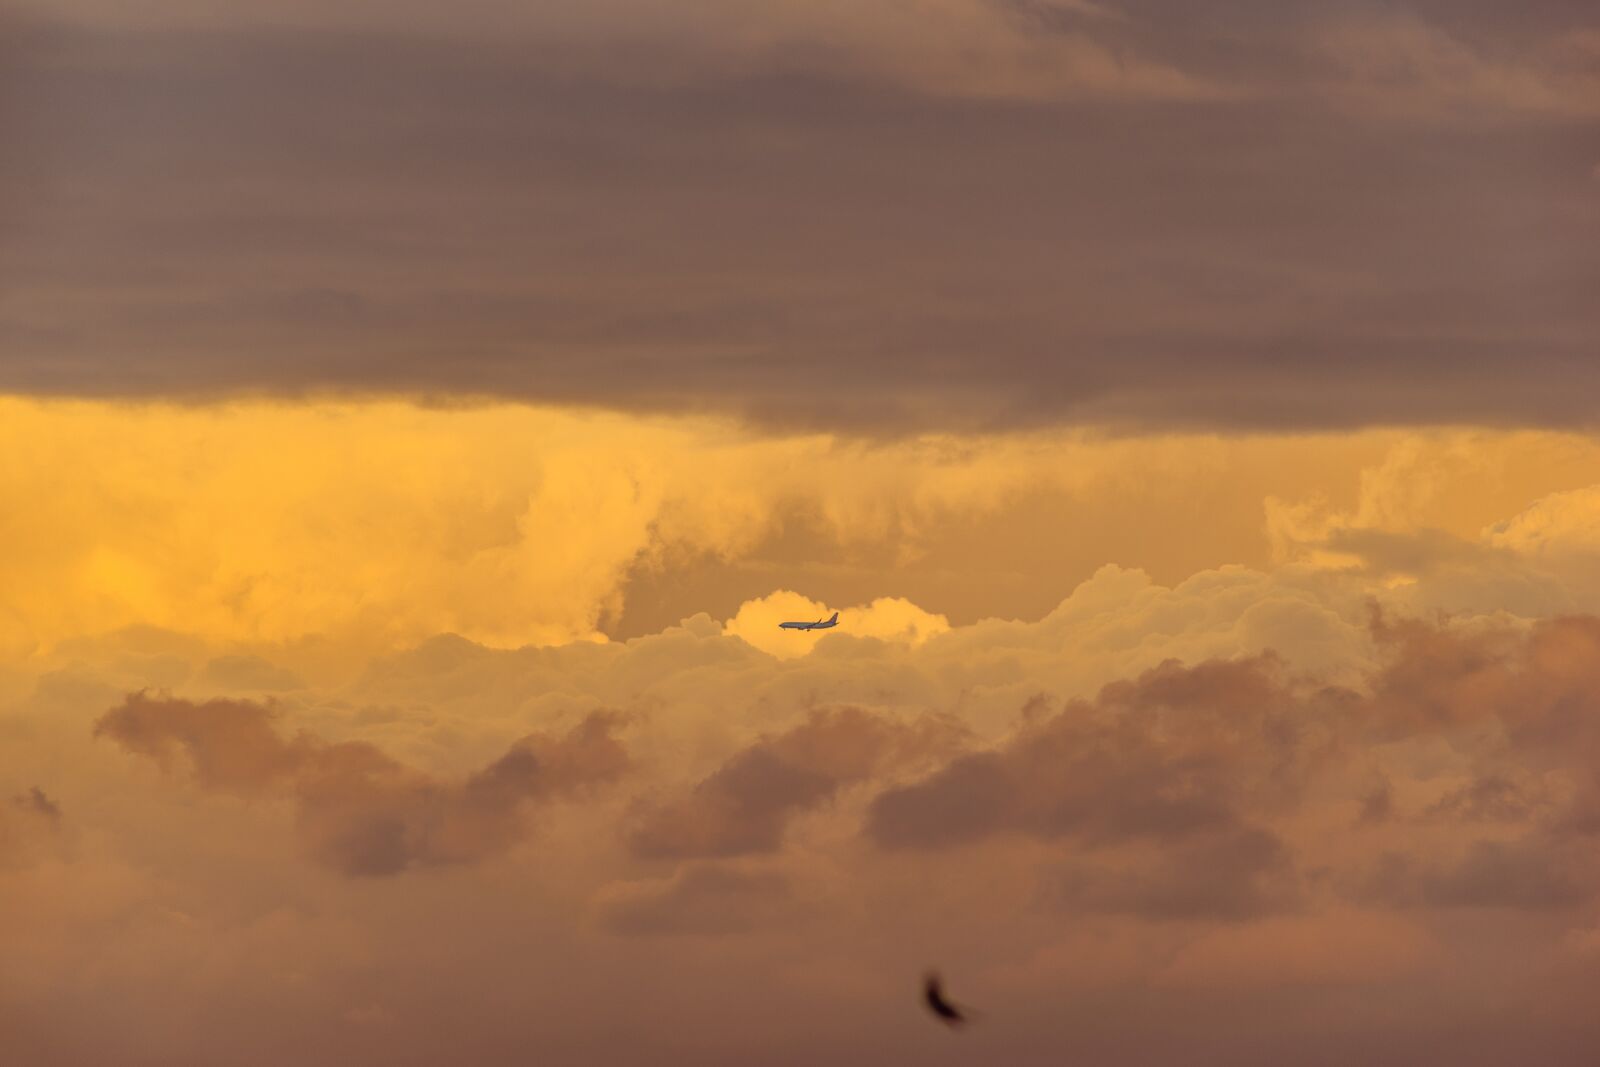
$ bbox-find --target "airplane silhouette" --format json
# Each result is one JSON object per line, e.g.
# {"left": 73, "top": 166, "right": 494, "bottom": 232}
{"left": 778, "top": 611, "right": 838, "bottom": 631}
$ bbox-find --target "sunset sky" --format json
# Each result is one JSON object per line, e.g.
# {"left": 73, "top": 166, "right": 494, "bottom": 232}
{"left": 4, "top": 2, "right": 1600, "bottom": 1064}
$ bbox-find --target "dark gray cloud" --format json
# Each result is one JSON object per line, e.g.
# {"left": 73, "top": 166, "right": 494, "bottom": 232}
{"left": 864, "top": 615, "right": 1600, "bottom": 918}
{"left": 629, "top": 705, "right": 964, "bottom": 860}
{"left": 96, "top": 692, "right": 630, "bottom": 875}
{"left": 866, "top": 655, "right": 1312, "bottom": 850}
{"left": 4, "top": 3, "right": 1597, "bottom": 433}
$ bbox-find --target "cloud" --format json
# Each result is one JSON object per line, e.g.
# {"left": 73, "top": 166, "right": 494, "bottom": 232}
{"left": 298, "top": 710, "right": 631, "bottom": 876}
{"left": 0, "top": 787, "right": 63, "bottom": 869}
{"left": 94, "top": 692, "right": 310, "bottom": 791}
{"left": 1317, "top": 16, "right": 1600, "bottom": 120}
{"left": 1489, "top": 485, "right": 1600, "bottom": 556}
{"left": 866, "top": 655, "right": 1307, "bottom": 851}
{"left": 32, "top": 406, "right": 1600, "bottom": 663}
{"left": 198, "top": 654, "right": 306, "bottom": 693}
{"left": 628, "top": 705, "right": 964, "bottom": 860}
{"left": 856, "top": 611, "right": 1600, "bottom": 937}
{"left": 95, "top": 693, "right": 630, "bottom": 875}
{"left": 28, "top": 0, "right": 1227, "bottom": 103}
{"left": 12, "top": 607, "right": 1600, "bottom": 1060}
{"left": 16, "top": 428, "right": 1600, "bottom": 1060}
{"left": 1050, "top": 825, "right": 1299, "bottom": 921}
{"left": 1363, "top": 613, "right": 1600, "bottom": 760}
{"left": 11, "top": 787, "right": 62, "bottom": 823}
{"left": 1425, "top": 774, "right": 1537, "bottom": 823}
{"left": 13, "top": 399, "right": 1330, "bottom": 654}
{"left": 592, "top": 863, "right": 802, "bottom": 937}
{"left": 4, "top": 8, "right": 1596, "bottom": 433}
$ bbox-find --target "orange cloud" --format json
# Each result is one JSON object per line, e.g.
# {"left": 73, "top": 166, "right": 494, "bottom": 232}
{"left": 10, "top": 402, "right": 1600, "bottom": 1061}
{"left": 6, "top": 610, "right": 1600, "bottom": 1062}
{"left": 11, "top": 401, "right": 1600, "bottom": 669}
{"left": 96, "top": 693, "right": 630, "bottom": 875}
{"left": 629, "top": 706, "right": 964, "bottom": 860}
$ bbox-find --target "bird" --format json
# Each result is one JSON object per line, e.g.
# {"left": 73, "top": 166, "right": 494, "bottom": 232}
{"left": 922, "top": 971, "right": 973, "bottom": 1027}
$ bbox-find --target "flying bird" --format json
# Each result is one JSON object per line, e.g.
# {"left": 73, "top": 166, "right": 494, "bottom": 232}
{"left": 922, "top": 971, "right": 973, "bottom": 1027}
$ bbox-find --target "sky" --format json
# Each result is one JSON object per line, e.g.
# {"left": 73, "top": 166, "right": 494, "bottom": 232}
{"left": 3, "top": 2, "right": 1600, "bottom": 1064}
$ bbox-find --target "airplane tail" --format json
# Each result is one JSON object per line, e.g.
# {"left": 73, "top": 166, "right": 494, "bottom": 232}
{"left": 827, "top": 611, "right": 839, "bottom": 624}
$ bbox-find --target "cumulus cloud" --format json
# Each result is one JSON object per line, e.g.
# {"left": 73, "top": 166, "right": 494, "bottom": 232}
{"left": 9, "top": 605, "right": 1600, "bottom": 1061}
{"left": 13, "top": 428, "right": 1600, "bottom": 1061}
{"left": 14, "top": 411, "right": 1600, "bottom": 666}
{"left": 866, "top": 655, "right": 1312, "bottom": 851}
{"left": 629, "top": 705, "right": 965, "bottom": 860}
{"left": 96, "top": 693, "right": 629, "bottom": 875}
{"left": 850, "top": 613, "right": 1600, "bottom": 943}
{"left": 94, "top": 693, "right": 313, "bottom": 791}
{"left": 5, "top": 400, "right": 1261, "bottom": 654}
{"left": 1489, "top": 485, "right": 1600, "bottom": 557}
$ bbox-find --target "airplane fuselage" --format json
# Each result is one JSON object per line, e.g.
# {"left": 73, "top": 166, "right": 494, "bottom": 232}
{"left": 779, "top": 612, "right": 839, "bottom": 631}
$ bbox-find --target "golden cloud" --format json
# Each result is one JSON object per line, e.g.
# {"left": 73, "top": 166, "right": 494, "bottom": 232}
{"left": 8, "top": 401, "right": 1600, "bottom": 1061}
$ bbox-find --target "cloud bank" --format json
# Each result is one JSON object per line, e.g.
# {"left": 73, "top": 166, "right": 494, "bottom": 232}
{"left": 7, "top": 551, "right": 1600, "bottom": 1061}
{"left": 4, "top": 3, "right": 1595, "bottom": 432}
{"left": 95, "top": 693, "right": 629, "bottom": 875}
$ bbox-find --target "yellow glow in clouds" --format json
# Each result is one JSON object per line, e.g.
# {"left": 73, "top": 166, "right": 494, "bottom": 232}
{"left": 8, "top": 397, "right": 1600, "bottom": 662}
{"left": 0, "top": 397, "right": 1015, "bottom": 656}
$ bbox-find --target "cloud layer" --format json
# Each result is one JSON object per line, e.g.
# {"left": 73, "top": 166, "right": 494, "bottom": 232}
{"left": 5, "top": 2, "right": 1596, "bottom": 431}
{"left": 95, "top": 693, "right": 629, "bottom": 875}
{"left": 6, "top": 404, "right": 1600, "bottom": 1060}
{"left": 8, "top": 559, "right": 1600, "bottom": 1061}
{"left": 15, "top": 401, "right": 1600, "bottom": 665}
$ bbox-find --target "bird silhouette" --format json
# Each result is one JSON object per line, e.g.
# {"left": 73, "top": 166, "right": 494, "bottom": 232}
{"left": 922, "top": 971, "right": 973, "bottom": 1027}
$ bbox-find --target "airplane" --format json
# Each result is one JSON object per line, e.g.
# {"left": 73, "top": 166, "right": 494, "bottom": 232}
{"left": 779, "top": 611, "right": 839, "bottom": 631}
